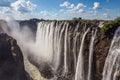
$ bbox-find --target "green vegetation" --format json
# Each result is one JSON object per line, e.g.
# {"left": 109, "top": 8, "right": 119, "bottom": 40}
{"left": 67, "top": 17, "right": 83, "bottom": 23}
{"left": 29, "top": 18, "right": 49, "bottom": 22}
{"left": 72, "top": 17, "right": 82, "bottom": 20}
{"left": 102, "top": 17, "right": 120, "bottom": 33}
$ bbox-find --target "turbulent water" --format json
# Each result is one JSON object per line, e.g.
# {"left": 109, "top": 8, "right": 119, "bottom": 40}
{"left": 102, "top": 27, "right": 120, "bottom": 80}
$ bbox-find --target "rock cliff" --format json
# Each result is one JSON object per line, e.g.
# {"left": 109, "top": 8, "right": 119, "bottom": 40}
{"left": 0, "top": 33, "right": 32, "bottom": 80}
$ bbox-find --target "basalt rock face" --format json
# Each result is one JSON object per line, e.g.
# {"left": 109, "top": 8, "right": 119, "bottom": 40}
{"left": 0, "top": 33, "right": 32, "bottom": 80}
{"left": 94, "top": 30, "right": 113, "bottom": 80}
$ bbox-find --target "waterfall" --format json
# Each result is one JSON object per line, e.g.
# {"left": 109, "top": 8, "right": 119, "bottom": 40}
{"left": 64, "top": 23, "right": 69, "bottom": 73}
{"left": 98, "top": 21, "right": 104, "bottom": 28}
{"left": 73, "top": 23, "right": 80, "bottom": 72}
{"left": 53, "top": 22, "right": 65, "bottom": 71}
{"left": 87, "top": 29, "right": 97, "bottom": 80}
{"left": 102, "top": 27, "right": 120, "bottom": 80}
{"left": 36, "top": 21, "right": 70, "bottom": 72}
{"left": 75, "top": 28, "right": 89, "bottom": 80}
{"left": 36, "top": 22, "right": 55, "bottom": 62}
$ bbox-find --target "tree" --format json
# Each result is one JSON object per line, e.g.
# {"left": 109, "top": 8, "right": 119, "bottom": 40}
{"left": 72, "top": 17, "right": 82, "bottom": 21}
{"left": 102, "top": 20, "right": 119, "bottom": 33}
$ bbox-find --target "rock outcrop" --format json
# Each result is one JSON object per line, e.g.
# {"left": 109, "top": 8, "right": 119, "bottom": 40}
{"left": 95, "top": 31, "right": 113, "bottom": 80}
{"left": 0, "top": 33, "right": 32, "bottom": 80}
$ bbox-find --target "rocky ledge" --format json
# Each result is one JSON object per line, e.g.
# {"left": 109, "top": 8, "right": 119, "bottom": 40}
{"left": 0, "top": 33, "right": 32, "bottom": 80}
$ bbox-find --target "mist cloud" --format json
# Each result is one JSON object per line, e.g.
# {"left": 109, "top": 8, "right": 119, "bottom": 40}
{"left": 2, "top": 17, "right": 52, "bottom": 64}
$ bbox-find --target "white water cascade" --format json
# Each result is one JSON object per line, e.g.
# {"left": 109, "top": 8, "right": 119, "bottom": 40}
{"left": 75, "top": 28, "right": 90, "bottom": 80}
{"left": 73, "top": 23, "right": 80, "bottom": 72}
{"left": 102, "top": 27, "right": 120, "bottom": 80}
{"left": 35, "top": 22, "right": 55, "bottom": 62}
{"left": 36, "top": 21, "right": 70, "bottom": 72}
{"left": 87, "top": 29, "right": 97, "bottom": 80}
{"left": 64, "top": 23, "right": 69, "bottom": 73}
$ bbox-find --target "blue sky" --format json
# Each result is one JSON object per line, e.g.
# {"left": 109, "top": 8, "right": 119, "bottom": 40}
{"left": 0, "top": 0, "right": 120, "bottom": 20}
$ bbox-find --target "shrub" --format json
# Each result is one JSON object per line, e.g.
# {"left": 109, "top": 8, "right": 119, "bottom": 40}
{"left": 102, "top": 20, "right": 119, "bottom": 33}
{"left": 69, "top": 17, "right": 82, "bottom": 23}
{"left": 72, "top": 17, "right": 82, "bottom": 21}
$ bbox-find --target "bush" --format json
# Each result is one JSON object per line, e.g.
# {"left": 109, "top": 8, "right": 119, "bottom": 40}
{"left": 102, "top": 20, "right": 119, "bottom": 33}
{"left": 72, "top": 17, "right": 82, "bottom": 21}
{"left": 69, "top": 17, "right": 82, "bottom": 23}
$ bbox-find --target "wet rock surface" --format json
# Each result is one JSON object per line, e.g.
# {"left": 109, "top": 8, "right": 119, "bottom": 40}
{"left": 0, "top": 33, "right": 32, "bottom": 80}
{"left": 28, "top": 55, "right": 54, "bottom": 79}
{"left": 94, "top": 26, "right": 120, "bottom": 80}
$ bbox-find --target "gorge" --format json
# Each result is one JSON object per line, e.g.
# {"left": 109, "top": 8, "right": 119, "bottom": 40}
{"left": 0, "top": 18, "right": 120, "bottom": 80}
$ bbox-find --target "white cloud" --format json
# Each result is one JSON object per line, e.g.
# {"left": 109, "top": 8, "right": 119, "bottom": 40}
{"left": 68, "top": 4, "right": 75, "bottom": 9}
{"left": 66, "top": 9, "right": 77, "bottom": 14}
{"left": 40, "top": 10, "right": 48, "bottom": 16}
{"left": 103, "top": 13, "right": 110, "bottom": 18}
{"left": 60, "top": 1, "right": 86, "bottom": 10}
{"left": 76, "top": 3, "right": 86, "bottom": 10}
{"left": 93, "top": 2, "right": 100, "bottom": 10}
{"left": 0, "top": 0, "right": 10, "bottom": 7}
{"left": 0, "top": 0, "right": 37, "bottom": 20}
{"left": 11, "top": 0, "right": 37, "bottom": 13}
{"left": 61, "top": 8, "right": 84, "bottom": 15}
{"left": 53, "top": 13, "right": 58, "bottom": 16}
{"left": 78, "top": 9, "right": 84, "bottom": 13}
{"left": 0, "top": 7, "right": 12, "bottom": 13}
{"left": 60, "top": 1, "right": 86, "bottom": 14}
{"left": 88, "top": 10, "right": 97, "bottom": 16}
{"left": 60, "top": 1, "right": 70, "bottom": 7}
{"left": 59, "top": 9, "right": 65, "bottom": 12}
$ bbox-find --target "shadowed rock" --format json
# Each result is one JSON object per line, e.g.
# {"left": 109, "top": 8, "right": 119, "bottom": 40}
{"left": 0, "top": 33, "right": 32, "bottom": 80}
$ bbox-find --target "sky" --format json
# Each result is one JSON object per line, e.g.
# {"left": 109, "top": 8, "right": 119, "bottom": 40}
{"left": 0, "top": 0, "right": 120, "bottom": 20}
